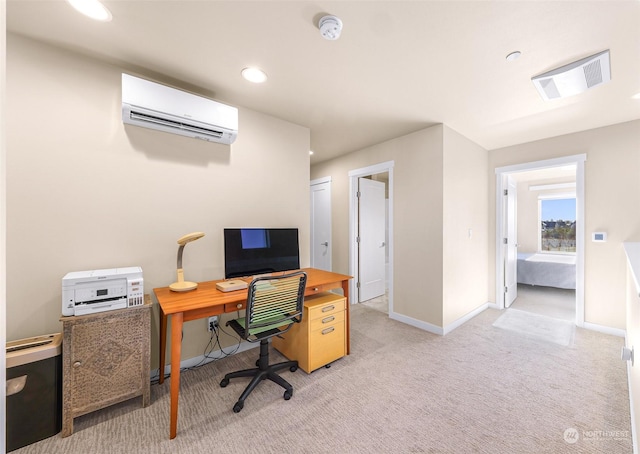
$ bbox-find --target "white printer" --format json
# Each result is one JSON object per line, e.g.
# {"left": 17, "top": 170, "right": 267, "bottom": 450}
{"left": 62, "top": 267, "right": 144, "bottom": 316}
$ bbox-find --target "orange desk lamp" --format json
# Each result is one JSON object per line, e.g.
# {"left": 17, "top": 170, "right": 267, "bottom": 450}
{"left": 169, "top": 231, "right": 205, "bottom": 292}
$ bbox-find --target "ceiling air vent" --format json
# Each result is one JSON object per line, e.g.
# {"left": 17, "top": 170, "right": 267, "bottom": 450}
{"left": 531, "top": 50, "right": 610, "bottom": 101}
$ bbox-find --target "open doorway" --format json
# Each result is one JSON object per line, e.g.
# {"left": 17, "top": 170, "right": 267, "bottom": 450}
{"left": 348, "top": 161, "right": 394, "bottom": 315}
{"left": 495, "top": 155, "right": 585, "bottom": 326}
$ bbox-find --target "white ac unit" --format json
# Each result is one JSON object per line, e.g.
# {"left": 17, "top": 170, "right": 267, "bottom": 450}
{"left": 122, "top": 73, "right": 238, "bottom": 144}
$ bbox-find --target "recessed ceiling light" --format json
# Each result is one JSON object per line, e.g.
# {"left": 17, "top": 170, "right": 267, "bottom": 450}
{"left": 632, "top": 92, "right": 640, "bottom": 100}
{"left": 506, "top": 51, "right": 521, "bottom": 62}
{"left": 67, "top": 0, "right": 112, "bottom": 22}
{"left": 309, "top": 150, "right": 314, "bottom": 155}
{"left": 241, "top": 67, "right": 267, "bottom": 83}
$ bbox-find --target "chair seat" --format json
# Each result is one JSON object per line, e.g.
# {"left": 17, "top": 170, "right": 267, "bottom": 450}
{"left": 228, "top": 316, "right": 293, "bottom": 340}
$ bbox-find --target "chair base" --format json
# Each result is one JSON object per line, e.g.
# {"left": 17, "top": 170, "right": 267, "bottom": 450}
{"left": 220, "top": 339, "right": 298, "bottom": 413}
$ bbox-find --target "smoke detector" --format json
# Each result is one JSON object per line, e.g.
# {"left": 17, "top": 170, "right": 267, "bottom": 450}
{"left": 531, "top": 50, "right": 611, "bottom": 101}
{"left": 319, "top": 15, "right": 343, "bottom": 40}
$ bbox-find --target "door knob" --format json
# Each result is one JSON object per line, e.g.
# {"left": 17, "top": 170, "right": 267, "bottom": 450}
{"left": 321, "top": 242, "right": 329, "bottom": 246}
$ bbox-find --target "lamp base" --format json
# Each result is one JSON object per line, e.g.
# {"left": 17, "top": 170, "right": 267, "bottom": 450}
{"left": 169, "top": 281, "right": 198, "bottom": 292}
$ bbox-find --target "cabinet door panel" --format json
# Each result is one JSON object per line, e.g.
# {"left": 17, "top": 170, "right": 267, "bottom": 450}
{"left": 308, "top": 320, "right": 345, "bottom": 371}
{"left": 70, "top": 311, "right": 145, "bottom": 412}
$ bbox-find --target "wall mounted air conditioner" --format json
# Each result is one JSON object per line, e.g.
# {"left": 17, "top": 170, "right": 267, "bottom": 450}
{"left": 122, "top": 73, "right": 238, "bottom": 144}
{"left": 531, "top": 50, "right": 611, "bottom": 101}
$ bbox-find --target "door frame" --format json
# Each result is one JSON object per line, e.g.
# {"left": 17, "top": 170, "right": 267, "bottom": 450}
{"left": 310, "top": 176, "right": 332, "bottom": 271}
{"left": 348, "top": 161, "right": 394, "bottom": 310}
{"left": 504, "top": 175, "right": 518, "bottom": 308}
{"left": 494, "top": 154, "right": 586, "bottom": 326}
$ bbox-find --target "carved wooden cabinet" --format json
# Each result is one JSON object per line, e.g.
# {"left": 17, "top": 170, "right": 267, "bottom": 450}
{"left": 272, "top": 292, "right": 346, "bottom": 373}
{"left": 60, "top": 297, "right": 150, "bottom": 437}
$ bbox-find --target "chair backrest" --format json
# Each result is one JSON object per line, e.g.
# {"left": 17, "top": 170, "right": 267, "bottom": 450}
{"left": 243, "top": 271, "right": 307, "bottom": 341}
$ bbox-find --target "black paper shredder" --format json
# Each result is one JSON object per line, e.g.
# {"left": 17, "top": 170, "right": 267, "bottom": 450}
{"left": 6, "top": 333, "right": 62, "bottom": 452}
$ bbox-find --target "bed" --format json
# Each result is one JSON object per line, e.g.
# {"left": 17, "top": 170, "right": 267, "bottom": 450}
{"left": 517, "top": 252, "right": 576, "bottom": 290}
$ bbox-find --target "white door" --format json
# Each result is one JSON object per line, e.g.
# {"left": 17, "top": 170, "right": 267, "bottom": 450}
{"left": 505, "top": 176, "right": 518, "bottom": 307}
{"left": 358, "top": 177, "right": 386, "bottom": 302}
{"left": 310, "top": 179, "right": 331, "bottom": 271}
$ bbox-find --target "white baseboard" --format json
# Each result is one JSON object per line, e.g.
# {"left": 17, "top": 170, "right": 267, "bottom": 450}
{"left": 388, "top": 303, "right": 489, "bottom": 336}
{"left": 582, "top": 321, "right": 626, "bottom": 338}
{"left": 389, "top": 311, "right": 444, "bottom": 335}
{"left": 443, "top": 303, "right": 489, "bottom": 335}
{"left": 152, "top": 340, "right": 259, "bottom": 380}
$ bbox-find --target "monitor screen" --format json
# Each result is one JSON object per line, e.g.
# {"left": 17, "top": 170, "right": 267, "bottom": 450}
{"left": 223, "top": 228, "right": 300, "bottom": 279}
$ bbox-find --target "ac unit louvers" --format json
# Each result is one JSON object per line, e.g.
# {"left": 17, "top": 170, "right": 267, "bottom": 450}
{"left": 531, "top": 50, "right": 611, "bottom": 101}
{"left": 122, "top": 74, "right": 238, "bottom": 144}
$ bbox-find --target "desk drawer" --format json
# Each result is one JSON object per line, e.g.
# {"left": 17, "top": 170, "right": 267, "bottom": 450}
{"left": 308, "top": 320, "right": 345, "bottom": 372}
{"left": 224, "top": 302, "right": 245, "bottom": 312}
{"left": 306, "top": 296, "right": 345, "bottom": 321}
{"left": 305, "top": 282, "right": 341, "bottom": 296}
{"left": 309, "top": 310, "right": 344, "bottom": 332}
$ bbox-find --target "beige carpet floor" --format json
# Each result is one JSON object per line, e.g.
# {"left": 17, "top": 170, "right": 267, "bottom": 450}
{"left": 13, "top": 304, "right": 632, "bottom": 453}
{"left": 493, "top": 308, "right": 576, "bottom": 347}
{"left": 511, "top": 284, "right": 576, "bottom": 321}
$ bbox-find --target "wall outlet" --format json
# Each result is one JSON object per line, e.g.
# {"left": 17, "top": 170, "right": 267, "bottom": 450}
{"left": 208, "top": 316, "right": 219, "bottom": 332}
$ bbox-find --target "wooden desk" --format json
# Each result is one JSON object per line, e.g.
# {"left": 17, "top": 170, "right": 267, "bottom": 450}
{"left": 153, "top": 268, "right": 352, "bottom": 439}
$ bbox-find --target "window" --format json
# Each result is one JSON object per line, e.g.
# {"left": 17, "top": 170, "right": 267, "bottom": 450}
{"left": 539, "top": 195, "right": 576, "bottom": 253}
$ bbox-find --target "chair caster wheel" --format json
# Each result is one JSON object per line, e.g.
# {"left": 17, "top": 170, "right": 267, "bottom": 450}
{"left": 233, "top": 401, "right": 244, "bottom": 413}
{"left": 220, "top": 378, "right": 229, "bottom": 388}
{"left": 289, "top": 365, "right": 298, "bottom": 372}
{"left": 284, "top": 390, "right": 293, "bottom": 400}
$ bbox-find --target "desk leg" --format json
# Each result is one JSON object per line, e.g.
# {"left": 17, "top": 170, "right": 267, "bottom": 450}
{"left": 169, "top": 312, "right": 183, "bottom": 439}
{"left": 159, "top": 309, "right": 167, "bottom": 385}
{"left": 342, "top": 280, "right": 350, "bottom": 355}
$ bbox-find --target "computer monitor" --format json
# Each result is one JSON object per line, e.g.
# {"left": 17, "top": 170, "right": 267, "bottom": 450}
{"left": 223, "top": 228, "right": 300, "bottom": 279}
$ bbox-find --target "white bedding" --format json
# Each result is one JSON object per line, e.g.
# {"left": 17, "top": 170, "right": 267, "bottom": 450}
{"left": 523, "top": 253, "right": 576, "bottom": 265}
{"left": 517, "top": 252, "right": 576, "bottom": 289}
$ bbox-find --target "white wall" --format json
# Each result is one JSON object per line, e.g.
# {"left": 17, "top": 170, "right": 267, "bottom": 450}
{"left": 442, "top": 126, "right": 489, "bottom": 326}
{"left": 6, "top": 34, "right": 311, "bottom": 367}
{"left": 311, "top": 124, "right": 490, "bottom": 330}
{"left": 489, "top": 120, "right": 640, "bottom": 330}
{"left": 1, "top": 2, "right": 8, "bottom": 449}
{"left": 312, "top": 126, "right": 444, "bottom": 325}
{"left": 626, "top": 257, "right": 640, "bottom": 446}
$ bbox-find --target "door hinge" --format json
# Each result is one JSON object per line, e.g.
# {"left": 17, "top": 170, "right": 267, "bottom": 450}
{"left": 503, "top": 238, "right": 508, "bottom": 244}
{"left": 356, "top": 282, "right": 360, "bottom": 288}
{"left": 504, "top": 189, "right": 508, "bottom": 196}
{"left": 504, "top": 286, "right": 508, "bottom": 293}
{"left": 356, "top": 191, "right": 361, "bottom": 198}
{"left": 356, "top": 236, "right": 360, "bottom": 243}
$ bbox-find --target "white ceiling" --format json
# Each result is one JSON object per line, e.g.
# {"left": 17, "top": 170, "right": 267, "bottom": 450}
{"left": 7, "top": 1, "right": 640, "bottom": 163}
{"left": 510, "top": 165, "right": 576, "bottom": 183}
